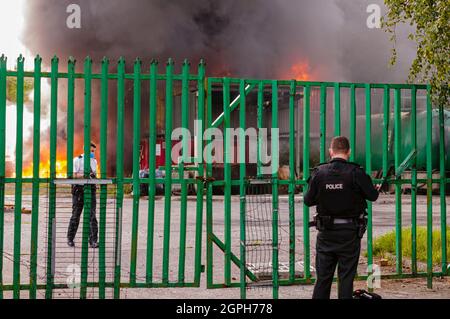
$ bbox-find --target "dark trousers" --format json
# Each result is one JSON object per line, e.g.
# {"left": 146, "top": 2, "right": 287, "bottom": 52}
{"left": 312, "top": 223, "right": 361, "bottom": 299}
{"left": 67, "top": 185, "right": 98, "bottom": 244}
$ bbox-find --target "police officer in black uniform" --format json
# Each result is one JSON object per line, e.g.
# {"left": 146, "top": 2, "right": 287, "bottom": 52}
{"left": 304, "top": 136, "right": 379, "bottom": 299}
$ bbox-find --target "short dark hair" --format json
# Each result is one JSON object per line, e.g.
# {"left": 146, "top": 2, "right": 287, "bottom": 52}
{"left": 90, "top": 142, "right": 97, "bottom": 149}
{"left": 330, "top": 136, "right": 350, "bottom": 153}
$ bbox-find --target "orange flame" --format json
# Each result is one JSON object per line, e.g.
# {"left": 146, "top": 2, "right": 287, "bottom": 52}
{"left": 22, "top": 157, "right": 68, "bottom": 178}
{"left": 280, "top": 59, "right": 314, "bottom": 81}
{"left": 290, "top": 61, "right": 311, "bottom": 81}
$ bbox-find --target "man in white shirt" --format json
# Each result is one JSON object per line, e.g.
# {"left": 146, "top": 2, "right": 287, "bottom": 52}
{"left": 67, "top": 142, "right": 99, "bottom": 248}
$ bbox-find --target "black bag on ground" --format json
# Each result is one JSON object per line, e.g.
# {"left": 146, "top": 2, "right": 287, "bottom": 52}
{"left": 353, "top": 289, "right": 382, "bottom": 299}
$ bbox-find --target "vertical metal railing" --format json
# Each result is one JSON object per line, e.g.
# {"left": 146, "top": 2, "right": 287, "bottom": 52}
{"left": 394, "top": 88, "right": 403, "bottom": 275}
{"left": 194, "top": 60, "right": 206, "bottom": 285}
{"left": 205, "top": 77, "right": 214, "bottom": 289}
{"left": 238, "top": 79, "right": 247, "bottom": 299}
{"left": 146, "top": 60, "right": 158, "bottom": 284}
{"left": 302, "top": 84, "right": 311, "bottom": 281}
{"left": 13, "top": 55, "right": 24, "bottom": 299}
{"left": 45, "top": 56, "right": 59, "bottom": 299}
{"left": 349, "top": 84, "right": 356, "bottom": 162}
{"left": 177, "top": 60, "right": 189, "bottom": 283}
{"left": 0, "top": 55, "right": 6, "bottom": 300}
{"left": 29, "top": 55, "right": 42, "bottom": 299}
{"left": 426, "top": 85, "right": 433, "bottom": 288}
{"left": 223, "top": 77, "right": 232, "bottom": 287}
{"left": 334, "top": 83, "right": 341, "bottom": 136}
{"left": 271, "top": 80, "right": 279, "bottom": 299}
{"left": 98, "top": 57, "right": 109, "bottom": 299}
{"left": 114, "top": 57, "right": 125, "bottom": 298}
{"left": 410, "top": 85, "right": 418, "bottom": 275}
{"left": 162, "top": 59, "right": 173, "bottom": 285}
{"left": 438, "top": 102, "right": 447, "bottom": 275}
{"left": 319, "top": 84, "right": 327, "bottom": 163}
{"left": 365, "top": 84, "right": 373, "bottom": 290}
{"left": 288, "top": 80, "right": 296, "bottom": 284}
{"left": 130, "top": 58, "right": 141, "bottom": 287}
{"left": 80, "top": 57, "right": 93, "bottom": 299}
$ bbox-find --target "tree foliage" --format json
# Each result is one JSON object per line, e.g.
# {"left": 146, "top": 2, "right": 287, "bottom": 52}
{"left": 382, "top": 0, "right": 449, "bottom": 108}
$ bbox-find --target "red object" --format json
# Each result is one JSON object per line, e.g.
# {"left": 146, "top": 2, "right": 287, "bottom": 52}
{"left": 141, "top": 137, "right": 255, "bottom": 169}
{"left": 139, "top": 138, "right": 166, "bottom": 170}
{"left": 139, "top": 140, "right": 149, "bottom": 170}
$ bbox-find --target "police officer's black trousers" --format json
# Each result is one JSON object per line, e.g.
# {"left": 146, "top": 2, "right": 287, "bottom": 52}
{"left": 312, "top": 223, "right": 361, "bottom": 299}
{"left": 67, "top": 185, "right": 98, "bottom": 244}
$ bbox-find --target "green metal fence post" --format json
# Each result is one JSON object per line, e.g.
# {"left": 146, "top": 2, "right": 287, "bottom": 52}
{"left": 162, "top": 58, "right": 174, "bottom": 285}
{"left": 302, "top": 85, "right": 311, "bottom": 281}
{"left": 80, "top": 57, "right": 93, "bottom": 299}
{"left": 394, "top": 88, "right": 402, "bottom": 275}
{"left": 114, "top": 57, "right": 126, "bottom": 299}
{"left": 334, "top": 83, "right": 341, "bottom": 136}
{"left": 438, "top": 103, "right": 447, "bottom": 275}
{"left": 67, "top": 57, "right": 76, "bottom": 178}
{"left": 0, "top": 55, "right": 6, "bottom": 299}
{"left": 205, "top": 79, "right": 213, "bottom": 288}
{"left": 13, "top": 55, "right": 25, "bottom": 299}
{"left": 99, "top": 56, "right": 109, "bottom": 299}
{"left": 130, "top": 58, "right": 142, "bottom": 286}
{"left": 349, "top": 84, "right": 356, "bottom": 162}
{"left": 223, "top": 77, "right": 232, "bottom": 286}
{"left": 272, "top": 80, "right": 279, "bottom": 299}
{"left": 239, "top": 79, "right": 246, "bottom": 299}
{"left": 45, "top": 55, "right": 59, "bottom": 299}
{"left": 29, "top": 55, "right": 42, "bottom": 299}
{"left": 257, "top": 82, "right": 263, "bottom": 178}
{"left": 194, "top": 60, "right": 206, "bottom": 285}
{"left": 410, "top": 86, "right": 417, "bottom": 274}
{"left": 382, "top": 85, "right": 390, "bottom": 184}
{"left": 319, "top": 84, "right": 327, "bottom": 162}
{"left": 365, "top": 84, "right": 373, "bottom": 290}
{"left": 425, "top": 85, "right": 433, "bottom": 288}
{"left": 178, "top": 59, "right": 190, "bottom": 283}
{"left": 288, "top": 80, "right": 296, "bottom": 283}
{"left": 146, "top": 60, "right": 158, "bottom": 284}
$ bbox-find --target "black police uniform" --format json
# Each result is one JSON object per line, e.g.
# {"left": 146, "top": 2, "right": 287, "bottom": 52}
{"left": 304, "top": 157, "right": 379, "bottom": 299}
{"left": 67, "top": 155, "right": 98, "bottom": 246}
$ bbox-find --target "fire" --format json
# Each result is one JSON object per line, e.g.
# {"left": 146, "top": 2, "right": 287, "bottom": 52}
{"left": 21, "top": 143, "right": 94, "bottom": 178}
{"left": 280, "top": 59, "right": 314, "bottom": 81}
{"left": 22, "top": 158, "right": 67, "bottom": 178}
{"left": 290, "top": 61, "right": 311, "bottom": 81}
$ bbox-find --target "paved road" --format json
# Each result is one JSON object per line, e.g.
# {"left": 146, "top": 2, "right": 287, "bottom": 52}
{"left": 1, "top": 192, "right": 448, "bottom": 299}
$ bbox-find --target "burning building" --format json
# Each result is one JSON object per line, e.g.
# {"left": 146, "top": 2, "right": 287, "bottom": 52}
{"left": 14, "top": 0, "right": 419, "bottom": 178}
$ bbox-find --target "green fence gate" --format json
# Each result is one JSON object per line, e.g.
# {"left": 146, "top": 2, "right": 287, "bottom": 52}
{"left": 0, "top": 55, "right": 448, "bottom": 299}
{"left": 204, "top": 77, "right": 449, "bottom": 298}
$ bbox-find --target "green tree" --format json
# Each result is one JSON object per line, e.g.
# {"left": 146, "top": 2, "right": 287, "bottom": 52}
{"left": 383, "top": 0, "right": 449, "bottom": 108}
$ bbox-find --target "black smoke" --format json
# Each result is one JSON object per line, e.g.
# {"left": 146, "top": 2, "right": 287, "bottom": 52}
{"left": 19, "top": 0, "right": 416, "bottom": 175}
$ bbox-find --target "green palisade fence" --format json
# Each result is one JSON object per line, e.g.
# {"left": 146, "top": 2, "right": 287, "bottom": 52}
{"left": 0, "top": 55, "right": 447, "bottom": 299}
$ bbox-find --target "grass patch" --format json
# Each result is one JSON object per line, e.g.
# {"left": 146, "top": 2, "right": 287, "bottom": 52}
{"left": 371, "top": 226, "right": 450, "bottom": 265}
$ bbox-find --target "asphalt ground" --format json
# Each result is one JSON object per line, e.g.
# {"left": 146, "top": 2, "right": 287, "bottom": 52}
{"left": 1, "top": 191, "right": 449, "bottom": 299}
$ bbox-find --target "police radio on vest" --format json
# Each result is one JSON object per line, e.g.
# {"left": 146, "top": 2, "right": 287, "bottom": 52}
{"left": 325, "top": 183, "right": 343, "bottom": 190}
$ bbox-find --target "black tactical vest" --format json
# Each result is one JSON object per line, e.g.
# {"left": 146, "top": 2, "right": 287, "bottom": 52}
{"left": 314, "top": 160, "right": 366, "bottom": 217}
